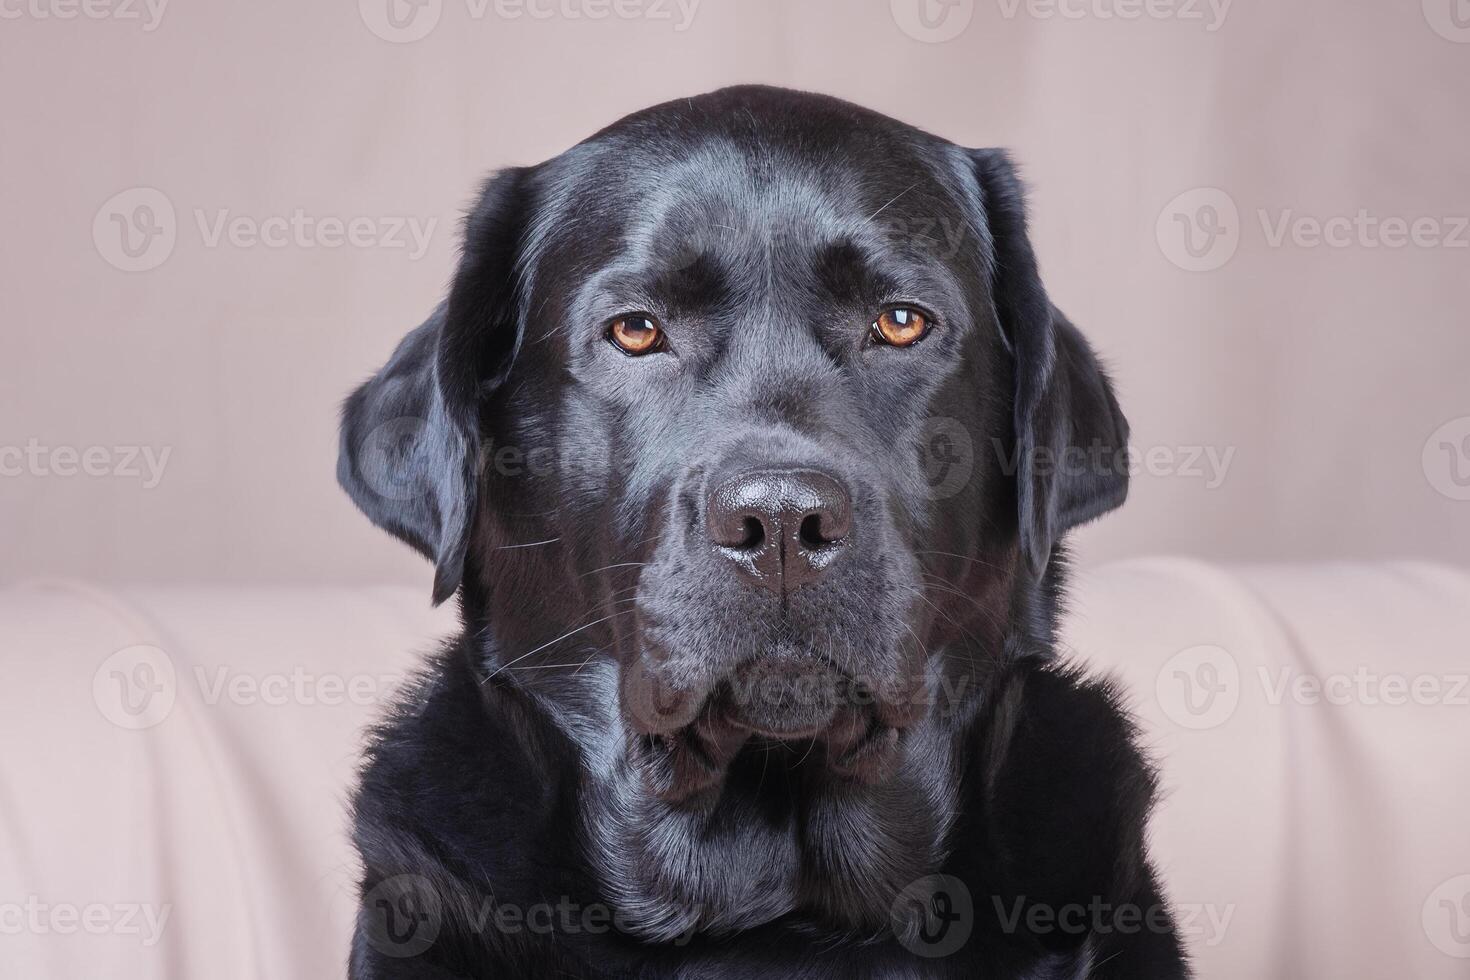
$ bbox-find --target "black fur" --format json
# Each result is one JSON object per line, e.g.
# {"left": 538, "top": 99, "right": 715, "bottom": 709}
{"left": 339, "top": 86, "right": 1184, "bottom": 979}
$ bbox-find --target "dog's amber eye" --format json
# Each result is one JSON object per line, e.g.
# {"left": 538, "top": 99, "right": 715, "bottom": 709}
{"left": 872, "top": 307, "right": 930, "bottom": 347}
{"left": 608, "top": 315, "right": 664, "bottom": 356}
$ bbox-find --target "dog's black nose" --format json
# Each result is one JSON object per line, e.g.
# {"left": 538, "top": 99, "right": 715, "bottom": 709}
{"left": 707, "top": 468, "right": 851, "bottom": 593}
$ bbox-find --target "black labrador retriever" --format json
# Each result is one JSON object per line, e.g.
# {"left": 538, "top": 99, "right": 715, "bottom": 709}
{"left": 338, "top": 85, "right": 1187, "bottom": 978}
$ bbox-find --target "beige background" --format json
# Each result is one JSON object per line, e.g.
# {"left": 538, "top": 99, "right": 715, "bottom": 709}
{"left": 2, "top": 1, "right": 1467, "bottom": 583}
{"left": 3, "top": 6, "right": 1470, "bottom": 978}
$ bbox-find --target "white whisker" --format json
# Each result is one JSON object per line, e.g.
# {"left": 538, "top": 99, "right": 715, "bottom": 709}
{"left": 868, "top": 181, "right": 917, "bottom": 221}
{"left": 495, "top": 537, "right": 561, "bottom": 551}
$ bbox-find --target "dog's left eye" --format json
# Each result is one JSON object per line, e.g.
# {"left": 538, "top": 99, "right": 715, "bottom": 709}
{"left": 871, "top": 307, "right": 931, "bottom": 347}
{"left": 607, "top": 315, "right": 665, "bottom": 356}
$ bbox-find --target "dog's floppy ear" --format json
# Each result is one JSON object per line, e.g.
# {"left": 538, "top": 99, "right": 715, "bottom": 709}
{"left": 970, "top": 149, "right": 1129, "bottom": 577}
{"left": 337, "top": 167, "right": 530, "bottom": 604}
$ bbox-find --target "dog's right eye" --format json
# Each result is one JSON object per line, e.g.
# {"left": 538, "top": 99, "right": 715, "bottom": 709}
{"left": 607, "top": 315, "right": 665, "bottom": 356}
{"left": 871, "top": 307, "right": 931, "bottom": 347}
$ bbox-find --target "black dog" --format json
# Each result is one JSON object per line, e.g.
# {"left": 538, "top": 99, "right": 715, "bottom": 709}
{"left": 338, "top": 86, "right": 1186, "bottom": 978}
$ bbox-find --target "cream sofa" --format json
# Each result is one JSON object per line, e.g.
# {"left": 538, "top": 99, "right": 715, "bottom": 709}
{"left": 3, "top": 560, "right": 1467, "bottom": 978}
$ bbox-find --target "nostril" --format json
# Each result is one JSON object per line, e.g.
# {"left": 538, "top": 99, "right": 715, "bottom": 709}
{"left": 738, "top": 516, "right": 765, "bottom": 551}
{"left": 798, "top": 513, "right": 831, "bottom": 549}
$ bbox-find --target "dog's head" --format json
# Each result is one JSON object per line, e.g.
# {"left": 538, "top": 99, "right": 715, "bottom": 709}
{"left": 340, "top": 84, "right": 1126, "bottom": 834}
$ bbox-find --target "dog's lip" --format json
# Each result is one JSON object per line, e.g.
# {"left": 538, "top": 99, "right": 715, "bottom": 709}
{"left": 622, "top": 632, "right": 924, "bottom": 797}
{"left": 623, "top": 638, "right": 924, "bottom": 737}
{"left": 628, "top": 679, "right": 914, "bottom": 803}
